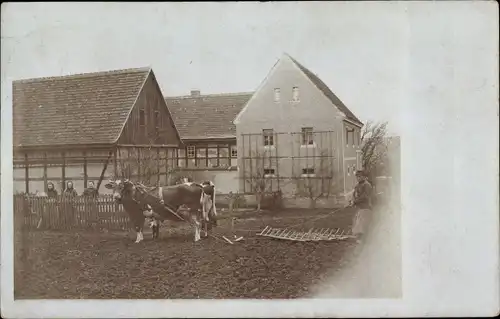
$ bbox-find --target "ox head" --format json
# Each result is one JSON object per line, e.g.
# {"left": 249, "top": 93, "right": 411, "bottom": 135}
{"left": 104, "top": 179, "right": 136, "bottom": 203}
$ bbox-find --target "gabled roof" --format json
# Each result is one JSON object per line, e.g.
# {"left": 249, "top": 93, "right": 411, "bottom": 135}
{"left": 166, "top": 92, "right": 253, "bottom": 140}
{"left": 288, "top": 54, "right": 363, "bottom": 126}
{"left": 13, "top": 67, "right": 151, "bottom": 148}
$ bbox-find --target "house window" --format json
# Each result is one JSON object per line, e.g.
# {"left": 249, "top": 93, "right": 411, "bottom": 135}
{"left": 301, "top": 127, "right": 314, "bottom": 145}
{"left": 139, "top": 109, "right": 146, "bottom": 126}
{"left": 263, "top": 129, "right": 274, "bottom": 146}
{"left": 264, "top": 168, "right": 275, "bottom": 177}
{"left": 187, "top": 146, "right": 195, "bottom": 158}
{"left": 302, "top": 168, "right": 315, "bottom": 175}
{"left": 207, "top": 146, "right": 218, "bottom": 167}
{"left": 292, "top": 87, "right": 299, "bottom": 102}
{"left": 274, "top": 88, "right": 280, "bottom": 102}
{"left": 231, "top": 145, "right": 237, "bottom": 157}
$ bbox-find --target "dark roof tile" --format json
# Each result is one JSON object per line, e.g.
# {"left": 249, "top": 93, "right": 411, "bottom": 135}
{"left": 166, "top": 92, "right": 253, "bottom": 140}
{"left": 13, "top": 67, "right": 151, "bottom": 147}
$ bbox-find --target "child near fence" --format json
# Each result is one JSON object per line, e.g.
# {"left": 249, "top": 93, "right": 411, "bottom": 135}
{"left": 143, "top": 204, "right": 160, "bottom": 239}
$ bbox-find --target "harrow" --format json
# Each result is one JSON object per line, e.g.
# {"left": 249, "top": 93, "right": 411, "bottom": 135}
{"left": 257, "top": 226, "right": 354, "bottom": 242}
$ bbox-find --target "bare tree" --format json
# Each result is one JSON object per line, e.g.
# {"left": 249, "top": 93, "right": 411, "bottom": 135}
{"left": 115, "top": 147, "right": 160, "bottom": 185}
{"left": 293, "top": 150, "right": 340, "bottom": 209}
{"left": 361, "top": 121, "right": 389, "bottom": 180}
{"left": 115, "top": 147, "right": 185, "bottom": 187}
{"left": 243, "top": 150, "right": 274, "bottom": 212}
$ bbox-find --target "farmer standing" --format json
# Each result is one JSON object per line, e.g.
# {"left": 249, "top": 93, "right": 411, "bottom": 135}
{"left": 351, "top": 170, "right": 373, "bottom": 243}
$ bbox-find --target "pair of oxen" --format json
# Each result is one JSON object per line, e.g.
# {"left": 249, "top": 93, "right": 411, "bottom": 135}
{"left": 104, "top": 179, "right": 218, "bottom": 243}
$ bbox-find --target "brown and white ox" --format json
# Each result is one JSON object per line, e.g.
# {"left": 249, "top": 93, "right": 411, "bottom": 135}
{"left": 104, "top": 179, "right": 217, "bottom": 243}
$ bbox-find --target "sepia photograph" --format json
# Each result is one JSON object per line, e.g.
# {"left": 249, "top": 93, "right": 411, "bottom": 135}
{"left": 1, "top": 1, "right": 498, "bottom": 318}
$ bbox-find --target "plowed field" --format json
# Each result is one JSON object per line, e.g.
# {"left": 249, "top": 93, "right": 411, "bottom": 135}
{"left": 15, "top": 208, "right": 359, "bottom": 299}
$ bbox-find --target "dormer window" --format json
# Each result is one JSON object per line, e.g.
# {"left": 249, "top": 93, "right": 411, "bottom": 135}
{"left": 274, "top": 88, "right": 280, "bottom": 102}
{"left": 292, "top": 87, "right": 299, "bottom": 102}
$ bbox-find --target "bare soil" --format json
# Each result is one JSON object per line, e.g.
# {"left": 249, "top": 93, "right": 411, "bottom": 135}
{"left": 14, "top": 207, "right": 359, "bottom": 299}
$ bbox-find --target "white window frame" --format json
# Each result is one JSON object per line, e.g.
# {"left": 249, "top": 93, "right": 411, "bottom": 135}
{"left": 300, "top": 127, "right": 316, "bottom": 148}
{"left": 263, "top": 168, "right": 276, "bottom": 178}
{"left": 187, "top": 146, "right": 196, "bottom": 158}
{"left": 263, "top": 129, "right": 275, "bottom": 148}
{"left": 274, "top": 88, "right": 281, "bottom": 102}
{"left": 301, "top": 167, "right": 316, "bottom": 178}
{"left": 292, "top": 86, "right": 300, "bottom": 102}
{"left": 230, "top": 145, "right": 237, "bottom": 157}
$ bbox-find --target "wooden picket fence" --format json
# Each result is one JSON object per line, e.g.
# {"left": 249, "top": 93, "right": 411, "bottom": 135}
{"left": 13, "top": 194, "right": 132, "bottom": 231}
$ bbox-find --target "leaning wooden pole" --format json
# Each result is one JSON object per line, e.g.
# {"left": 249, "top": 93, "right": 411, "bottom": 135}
{"left": 96, "top": 150, "right": 113, "bottom": 192}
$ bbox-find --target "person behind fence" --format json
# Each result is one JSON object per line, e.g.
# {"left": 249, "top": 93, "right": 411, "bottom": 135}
{"left": 64, "top": 181, "right": 78, "bottom": 197}
{"left": 46, "top": 182, "right": 58, "bottom": 198}
{"left": 63, "top": 180, "right": 78, "bottom": 225}
{"left": 83, "top": 181, "right": 99, "bottom": 221}
{"left": 351, "top": 170, "right": 373, "bottom": 243}
{"left": 83, "top": 181, "right": 99, "bottom": 198}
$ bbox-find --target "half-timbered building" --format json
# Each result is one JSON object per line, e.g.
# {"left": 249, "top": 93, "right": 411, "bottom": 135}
{"left": 165, "top": 91, "right": 252, "bottom": 193}
{"left": 13, "top": 67, "right": 182, "bottom": 195}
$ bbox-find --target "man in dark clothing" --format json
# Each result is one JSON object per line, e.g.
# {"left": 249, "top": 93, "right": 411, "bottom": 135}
{"left": 351, "top": 170, "right": 373, "bottom": 243}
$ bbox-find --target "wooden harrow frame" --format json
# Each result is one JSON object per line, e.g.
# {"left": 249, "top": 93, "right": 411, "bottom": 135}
{"left": 257, "top": 226, "right": 354, "bottom": 242}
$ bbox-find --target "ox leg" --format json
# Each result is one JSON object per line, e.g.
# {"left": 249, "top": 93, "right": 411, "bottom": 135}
{"left": 203, "top": 220, "right": 208, "bottom": 238}
{"left": 153, "top": 222, "right": 160, "bottom": 239}
{"left": 156, "top": 223, "right": 160, "bottom": 239}
{"left": 193, "top": 218, "right": 201, "bottom": 242}
{"left": 135, "top": 226, "right": 144, "bottom": 243}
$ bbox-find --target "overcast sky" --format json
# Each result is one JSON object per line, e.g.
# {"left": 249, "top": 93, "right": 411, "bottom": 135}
{"left": 1, "top": 2, "right": 497, "bottom": 136}
{"left": 1, "top": 2, "right": 499, "bottom": 314}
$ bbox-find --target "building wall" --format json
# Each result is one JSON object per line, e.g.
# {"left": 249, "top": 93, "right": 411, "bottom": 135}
{"left": 235, "top": 55, "right": 361, "bottom": 198}
{"left": 115, "top": 146, "right": 177, "bottom": 185}
{"left": 176, "top": 141, "right": 238, "bottom": 170}
{"left": 118, "top": 71, "right": 181, "bottom": 146}
{"left": 13, "top": 148, "right": 115, "bottom": 195}
{"left": 182, "top": 169, "right": 239, "bottom": 194}
{"left": 342, "top": 121, "right": 362, "bottom": 194}
{"left": 173, "top": 139, "right": 239, "bottom": 192}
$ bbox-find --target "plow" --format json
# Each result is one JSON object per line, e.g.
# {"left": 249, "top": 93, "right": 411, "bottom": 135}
{"left": 257, "top": 226, "right": 354, "bottom": 242}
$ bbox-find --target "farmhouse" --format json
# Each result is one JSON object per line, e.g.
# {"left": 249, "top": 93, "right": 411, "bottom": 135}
{"left": 13, "top": 67, "right": 182, "bottom": 195}
{"left": 165, "top": 91, "right": 252, "bottom": 193}
{"left": 233, "top": 54, "right": 364, "bottom": 205}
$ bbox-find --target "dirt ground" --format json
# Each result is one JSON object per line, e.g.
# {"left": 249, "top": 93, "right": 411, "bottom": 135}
{"left": 14, "top": 208, "right": 360, "bottom": 299}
